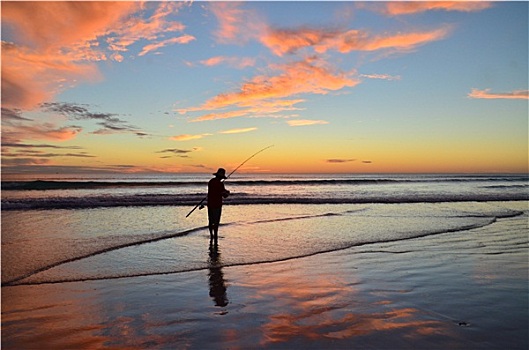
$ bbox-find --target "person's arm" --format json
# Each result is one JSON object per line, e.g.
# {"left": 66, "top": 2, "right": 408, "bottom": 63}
{"left": 221, "top": 183, "right": 230, "bottom": 198}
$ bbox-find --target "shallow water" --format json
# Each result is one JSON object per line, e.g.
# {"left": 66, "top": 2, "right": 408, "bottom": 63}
{"left": 2, "top": 201, "right": 525, "bottom": 286}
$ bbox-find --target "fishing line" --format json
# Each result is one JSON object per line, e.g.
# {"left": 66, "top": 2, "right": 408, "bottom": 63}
{"left": 185, "top": 145, "right": 274, "bottom": 218}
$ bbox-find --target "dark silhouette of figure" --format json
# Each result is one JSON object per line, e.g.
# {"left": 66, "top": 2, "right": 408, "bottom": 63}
{"left": 208, "top": 241, "right": 228, "bottom": 307}
{"left": 206, "top": 168, "right": 230, "bottom": 242}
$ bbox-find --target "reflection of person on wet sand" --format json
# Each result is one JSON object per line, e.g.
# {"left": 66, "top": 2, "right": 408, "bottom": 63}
{"left": 208, "top": 242, "right": 228, "bottom": 307}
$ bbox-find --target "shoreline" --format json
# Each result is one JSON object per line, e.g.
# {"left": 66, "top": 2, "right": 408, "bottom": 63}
{"left": 4, "top": 196, "right": 529, "bottom": 212}
{"left": 3, "top": 202, "right": 524, "bottom": 287}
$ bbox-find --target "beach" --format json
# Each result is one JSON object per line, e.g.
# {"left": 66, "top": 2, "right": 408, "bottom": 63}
{"left": 2, "top": 174, "right": 528, "bottom": 349}
{"left": 2, "top": 197, "right": 528, "bottom": 349}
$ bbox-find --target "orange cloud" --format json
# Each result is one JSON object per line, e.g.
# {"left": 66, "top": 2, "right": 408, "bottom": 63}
{"left": 182, "top": 59, "right": 357, "bottom": 122}
{"left": 261, "top": 27, "right": 339, "bottom": 56}
{"left": 219, "top": 127, "right": 257, "bottom": 134}
{"left": 197, "top": 13, "right": 452, "bottom": 126}
{"left": 287, "top": 119, "right": 329, "bottom": 127}
{"left": 1, "top": 2, "right": 188, "bottom": 109}
{"left": 1, "top": 42, "right": 102, "bottom": 110}
{"left": 355, "top": 28, "right": 450, "bottom": 52}
{"left": 3, "top": 122, "right": 82, "bottom": 142}
{"left": 468, "top": 89, "right": 529, "bottom": 100}
{"left": 203, "top": 59, "right": 358, "bottom": 110}
{"left": 170, "top": 134, "right": 211, "bottom": 141}
{"left": 189, "top": 99, "right": 305, "bottom": 122}
{"left": 200, "top": 56, "right": 256, "bottom": 68}
{"left": 108, "top": 2, "right": 188, "bottom": 55}
{"left": 201, "top": 56, "right": 225, "bottom": 66}
{"left": 262, "top": 27, "right": 450, "bottom": 56}
{"left": 210, "top": 2, "right": 244, "bottom": 42}
{"left": 39, "top": 126, "right": 82, "bottom": 141}
{"left": 209, "top": 2, "right": 263, "bottom": 43}
{"left": 247, "top": 99, "right": 306, "bottom": 112}
{"left": 139, "top": 35, "right": 195, "bottom": 56}
{"left": 1, "top": 2, "right": 140, "bottom": 49}
{"left": 371, "top": 1, "right": 493, "bottom": 16}
{"left": 192, "top": 109, "right": 253, "bottom": 122}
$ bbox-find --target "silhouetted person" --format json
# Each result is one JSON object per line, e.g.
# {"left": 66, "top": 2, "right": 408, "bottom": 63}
{"left": 208, "top": 241, "right": 228, "bottom": 307}
{"left": 206, "top": 168, "right": 230, "bottom": 242}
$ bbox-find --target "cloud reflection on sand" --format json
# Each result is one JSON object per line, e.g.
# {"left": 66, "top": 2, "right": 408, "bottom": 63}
{"left": 229, "top": 256, "right": 450, "bottom": 347}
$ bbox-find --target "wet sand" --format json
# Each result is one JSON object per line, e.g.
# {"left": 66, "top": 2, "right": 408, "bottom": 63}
{"left": 2, "top": 210, "right": 528, "bottom": 349}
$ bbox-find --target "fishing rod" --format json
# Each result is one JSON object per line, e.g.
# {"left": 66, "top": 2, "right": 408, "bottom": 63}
{"left": 185, "top": 145, "right": 274, "bottom": 218}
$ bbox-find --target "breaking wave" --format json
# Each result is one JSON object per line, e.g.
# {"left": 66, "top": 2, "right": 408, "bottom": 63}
{"left": 3, "top": 175, "right": 527, "bottom": 191}
{"left": 2, "top": 192, "right": 528, "bottom": 210}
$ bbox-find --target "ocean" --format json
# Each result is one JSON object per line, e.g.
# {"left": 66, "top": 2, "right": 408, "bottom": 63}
{"left": 2, "top": 173, "right": 528, "bottom": 349}
{"left": 2, "top": 173, "right": 528, "bottom": 210}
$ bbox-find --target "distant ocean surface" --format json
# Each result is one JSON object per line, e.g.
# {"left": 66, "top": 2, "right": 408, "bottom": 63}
{"left": 2, "top": 173, "right": 528, "bottom": 210}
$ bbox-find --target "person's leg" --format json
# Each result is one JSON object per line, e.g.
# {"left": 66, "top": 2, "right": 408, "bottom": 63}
{"left": 213, "top": 207, "right": 222, "bottom": 241}
{"left": 207, "top": 207, "right": 215, "bottom": 240}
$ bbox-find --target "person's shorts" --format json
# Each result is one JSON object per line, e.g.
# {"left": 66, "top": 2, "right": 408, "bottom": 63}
{"left": 208, "top": 207, "right": 222, "bottom": 225}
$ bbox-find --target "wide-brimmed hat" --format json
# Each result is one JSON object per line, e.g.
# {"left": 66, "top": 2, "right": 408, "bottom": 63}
{"left": 213, "top": 168, "right": 227, "bottom": 179}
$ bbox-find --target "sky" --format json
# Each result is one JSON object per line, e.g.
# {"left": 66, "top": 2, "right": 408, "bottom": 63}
{"left": 1, "top": 1, "right": 528, "bottom": 175}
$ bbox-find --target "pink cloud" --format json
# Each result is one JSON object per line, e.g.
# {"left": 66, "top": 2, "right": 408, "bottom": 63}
{"left": 468, "top": 89, "right": 529, "bottom": 100}
{"left": 287, "top": 119, "right": 329, "bottom": 127}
